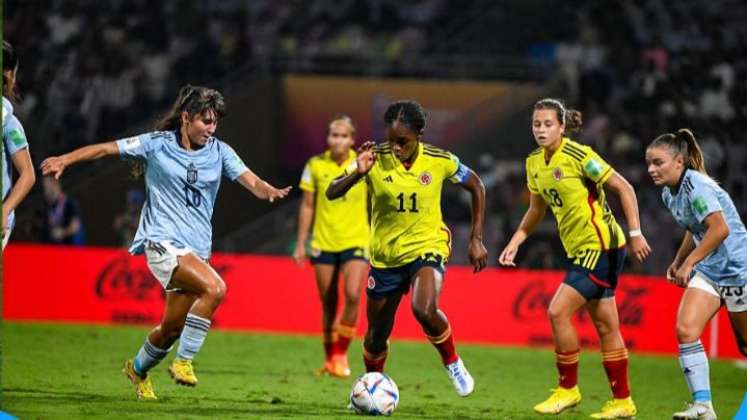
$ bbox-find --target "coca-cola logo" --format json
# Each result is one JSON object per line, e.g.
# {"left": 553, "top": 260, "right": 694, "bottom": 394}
{"left": 96, "top": 256, "right": 164, "bottom": 301}
{"left": 512, "top": 282, "right": 553, "bottom": 322}
{"left": 95, "top": 255, "right": 233, "bottom": 302}
{"left": 512, "top": 281, "right": 648, "bottom": 327}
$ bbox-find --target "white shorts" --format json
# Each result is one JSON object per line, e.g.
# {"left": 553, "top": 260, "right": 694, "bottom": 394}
{"left": 1, "top": 227, "right": 10, "bottom": 251}
{"left": 144, "top": 240, "right": 194, "bottom": 290}
{"left": 689, "top": 271, "right": 747, "bottom": 313}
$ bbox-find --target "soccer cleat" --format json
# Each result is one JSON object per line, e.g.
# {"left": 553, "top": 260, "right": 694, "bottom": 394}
{"left": 672, "top": 401, "right": 717, "bottom": 420}
{"left": 122, "top": 359, "right": 157, "bottom": 400}
{"left": 590, "top": 397, "right": 637, "bottom": 419}
{"left": 168, "top": 358, "right": 198, "bottom": 387}
{"left": 533, "top": 386, "right": 582, "bottom": 414}
{"left": 330, "top": 353, "right": 352, "bottom": 378}
{"left": 445, "top": 357, "right": 474, "bottom": 397}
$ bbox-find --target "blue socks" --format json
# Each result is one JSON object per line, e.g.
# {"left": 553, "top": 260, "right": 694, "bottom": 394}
{"left": 176, "top": 313, "right": 212, "bottom": 360}
{"left": 678, "top": 340, "right": 712, "bottom": 402}
{"left": 133, "top": 339, "right": 169, "bottom": 377}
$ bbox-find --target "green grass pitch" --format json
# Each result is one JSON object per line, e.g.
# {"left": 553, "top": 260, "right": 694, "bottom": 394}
{"left": 3, "top": 322, "right": 745, "bottom": 419}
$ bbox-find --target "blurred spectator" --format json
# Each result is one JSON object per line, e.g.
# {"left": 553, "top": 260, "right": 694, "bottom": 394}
{"left": 112, "top": 189, "right": 144, "bottom": 247}
{"left": 34, "top": 177, "right": 85, "bottom": 245}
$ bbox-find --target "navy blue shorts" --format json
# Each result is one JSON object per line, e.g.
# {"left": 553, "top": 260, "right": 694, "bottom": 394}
{"left": 310, "top": 247, "right": 368, "bottom": 266}
{"left": 367, "top": 254, "right": 445, "bottom": 299}
{"left": 564, "top": 248, "right": 626, "bottom": 301}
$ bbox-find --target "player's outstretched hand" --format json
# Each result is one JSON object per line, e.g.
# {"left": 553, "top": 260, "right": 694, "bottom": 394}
{"left": 292, "top": 242, "right": 306, "bottom": 267}
{"left": 469, "top": 237, "right": 488, "bottom": 273}
{"left": 498, "top": 244, "right": 518, "bottom": 267}
{"left": 629, "top": 235, "right": 652, "bottom": 263}
{"left": 267, "top": 185, "right": 292, "bottom": 203}
{"left": 40, "top": 156, "right": 67, "bottom": 179}
{"left": 356, "top": 141, "right": 377, "bottom": 174}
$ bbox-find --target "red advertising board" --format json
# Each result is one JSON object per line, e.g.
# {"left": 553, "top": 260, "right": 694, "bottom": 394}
{"left": 2, "top": 244, "right": 742, "bottom": 358}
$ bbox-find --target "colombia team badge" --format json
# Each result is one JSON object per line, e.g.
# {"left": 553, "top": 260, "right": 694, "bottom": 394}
{"left": 552, "top": 167, "right": 563, "bottom": 181}
{"left": 367, "top": 276, "right": 376, "bottom": 289}
{"left": 419, "top": 171, "right": 432, "bottom": 185}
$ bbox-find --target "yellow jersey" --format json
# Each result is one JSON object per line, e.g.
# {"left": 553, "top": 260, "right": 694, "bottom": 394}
{"left": 299, "top": 149, "right": 369, "bottom": 252}
{"left": 526, "top": 137, "right": 625, "bottom": 261}
{"left": 350, "top": 142, "right": 466, "bottom": 268}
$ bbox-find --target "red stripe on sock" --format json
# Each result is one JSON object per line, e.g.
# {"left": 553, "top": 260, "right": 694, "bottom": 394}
{"left": 556, "top": 349, "right": 580, "bottom": 389}
{"left": 431, "top": 331, "right": 459, "bottom": 365}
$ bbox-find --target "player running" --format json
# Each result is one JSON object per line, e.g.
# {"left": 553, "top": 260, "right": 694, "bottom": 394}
{"left": 499, "top": 98, "right": 651, "bottom": 418}
{"left": 2, "top": 40, "right": 36, "bottom": 250}
{"left": 294, "top": 115, "right": 369, "bottom": 378}
{"left": 327, "top": 100, "right": 488, "bottom": 397}
{"left": 41, "top": 85, "right": 291, "bottom": 400}
{"left": 646, "top": 128, "right": 747, "bottom": 420}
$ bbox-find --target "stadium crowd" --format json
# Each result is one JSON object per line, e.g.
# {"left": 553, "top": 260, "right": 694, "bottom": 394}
{"left": 5, "top": 0, "right": 747, "bottom": 276}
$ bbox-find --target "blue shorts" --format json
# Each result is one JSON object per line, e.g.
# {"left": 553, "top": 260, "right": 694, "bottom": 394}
{"left": 309, "top": 247, "right": 368, "bottom": 266}
{"left": 564, "top": 248, "right": 626, "bottom": 301}
{"left": 367, "top": 253, "right": 445, "bottom": 299}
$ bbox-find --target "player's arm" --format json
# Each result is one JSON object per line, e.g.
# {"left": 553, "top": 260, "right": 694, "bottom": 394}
{"left": 236, "top": 169, "right": 291, "bottom": 203}
{"left": 667, "top": 231, "right": 695, "bottom": 283}
{"left": 604, "top": 171, "right": 651, "bottom": 262}
{"left": 672, "top": 212, "right": 729, "bottom": 286}
{"left": 326, "top": 141, "right": 375, "bottom": 200}
{"left": 40, "top": 141, "right": 119, "bottom": 179}
{"left": 672, "top": 232, "right": 695, "bottom": 268}
{"left": 498, "top": 192, "right": 547, "bottom": 267}
{"left": 457, "top": 169, "right": 488, "bottom": 273}
{"left": 293, "top": 191, "right": 315, "bottom": 265}
{"left": 2, "top": 149, "right": 35, "bottom": 229}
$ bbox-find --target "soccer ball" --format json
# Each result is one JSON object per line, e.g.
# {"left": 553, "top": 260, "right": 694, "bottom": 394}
{"left": 349, "top": 372, "right": 399, "bottom": 416}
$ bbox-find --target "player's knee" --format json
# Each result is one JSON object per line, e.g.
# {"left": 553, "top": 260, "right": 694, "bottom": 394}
{"left": 592, "top": 319, "right": 616, "bottom": 337}
{"left": 204, "top": 278, "right": 226, "bottom": 303}
{"left": 675, "top": 321, "right": 699, "bottom": 343}
{"left": 344, "top": 290, "right": 360, "bottom": 307}
{"left": 547, "top": 306, "right": 569, "bottom": 325}
{"left": 411, "top": 302, "right": 437, "bottom": 326}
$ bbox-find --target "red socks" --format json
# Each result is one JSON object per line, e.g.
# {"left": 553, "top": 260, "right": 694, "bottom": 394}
{"left": 602, "top": 348, "right": 631, "bottom": 398}
{"left": 363, "top": 345, "right": 388, "bottom": 372}
{"left": 556, "top": 349, "right": 580, "bottom": 389}
{"left": 427, "top": 325, "right": 459, "bottom": 366}
{"left": 334, "top": 323, "right": 355, "bottom": 356}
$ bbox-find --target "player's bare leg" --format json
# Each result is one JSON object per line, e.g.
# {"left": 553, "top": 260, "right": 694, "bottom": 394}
{"left": 124, "top": 291, "right": 196, "bottom": 400}
{"left": 411, "top": 267, "right": 473, "bottom": 396}
{"left": 672, "top": 288, "right": 721, "bottom": 420}
{"left": 313, "top": 263, "right": 340, "bottom": 376}
{"left": 363, "top": 292, "right": 403, "bottom": 372}
{"left": 329, "top": 259, "right": 367, "bottom": 377}
{"left": 164, "top": 254, "right": 227, "bottom": 387}
{"left": 534, "top": 284, "right": 585, "bottom": 414}
{"left": 587, "top": 297, "right": 636, "bottom": 419}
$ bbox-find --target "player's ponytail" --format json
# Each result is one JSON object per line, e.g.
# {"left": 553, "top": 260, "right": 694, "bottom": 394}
{"left": 675, "top": 128, "right": 707, "bottom": 175}
{"left": 648, "top": 128, "right": 709, "bottom": 177}
{"left": 3, "top": 40, "right": 20, "bottom": 102}
{"left": 533, "top": 98, "right": 582, "bottom": 136}
{"left": 564, "top": 109, "right": 583, "bottom": 135}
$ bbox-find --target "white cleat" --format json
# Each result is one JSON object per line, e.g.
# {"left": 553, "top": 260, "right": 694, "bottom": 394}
{"left": 673, "top": 401, "right": 717, "bottom": 419}
{"left": 445, "top": 357, "right": 474, "bottom": 397}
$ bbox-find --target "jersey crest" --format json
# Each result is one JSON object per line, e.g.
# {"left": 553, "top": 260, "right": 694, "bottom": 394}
{"left": 419, "top": 171, "right": 432, "bottom": 185}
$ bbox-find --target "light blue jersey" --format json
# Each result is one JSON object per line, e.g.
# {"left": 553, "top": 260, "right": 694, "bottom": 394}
{"left": 2, "top": 96, "right": 29, "bottom": 230}
{"left": 116, "top": 131, "right": 248, "bottom": 259}
{"left": 662, "top": 169, "right": 747, "bottom": 286}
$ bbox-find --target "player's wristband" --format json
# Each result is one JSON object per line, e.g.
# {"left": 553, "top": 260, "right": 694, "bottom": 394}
{"left": 629, "top": 229, "right": 642, "bottom": 238}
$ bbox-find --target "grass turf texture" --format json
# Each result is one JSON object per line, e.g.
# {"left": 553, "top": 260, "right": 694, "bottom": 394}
{"left": 3, "top": 322, "right": 744, "bottom": 419}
